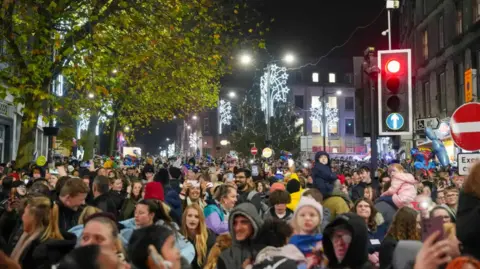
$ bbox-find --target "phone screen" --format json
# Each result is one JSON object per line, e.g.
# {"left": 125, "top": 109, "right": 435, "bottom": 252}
{"left": 421, "top": 216, "right": 444, "bottom": 242}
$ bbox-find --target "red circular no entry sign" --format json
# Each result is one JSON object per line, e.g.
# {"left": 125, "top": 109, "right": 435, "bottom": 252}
{"left": 251, "top": 147, "right": 258, "bottom": 156}
{"left": 450, "top": 102, "right": 480, "bottom": 151}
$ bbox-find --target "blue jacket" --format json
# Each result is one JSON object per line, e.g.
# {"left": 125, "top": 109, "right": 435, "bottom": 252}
{"left": 312, "top": 151, "right": 337, "bottom": 196}
{"left": 119, "top": 218, "right": 195, "bottom": 263}
{"left": 164, "top": 185, "right": 182, "bottom": 225}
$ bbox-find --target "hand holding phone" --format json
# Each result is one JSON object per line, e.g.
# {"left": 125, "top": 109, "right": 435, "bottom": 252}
{"left": 147, "top": 245, "right": 172, "bottom": 269}
{"left": 421, "top": 216, "right": 444, "bottom": 242}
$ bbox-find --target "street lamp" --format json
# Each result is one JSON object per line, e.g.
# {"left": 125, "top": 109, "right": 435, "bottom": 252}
{"left": 239, "top": 54, "right": 252, "bottom": 65}
{"left": 112, "top": 69, "right": 118, "bottom": 74}
{"left": 284, "top": 53, "right": 295, "bottom": 64}
{"left": 124, "top": 126, "right": 130, "bottom": 132}
{"left": 166, "top": 138, "right": 170, "bottom": 141}
{"left": 88, "top": 93, "right": 94, "bottom": 99}
{"left": 336, "top": 90, "right": 342, "bottom": 96}
{"left": 228, "top": 91, "right": 236, "bottom": 98}
{"left": 192, "top": 115, "right": 198, "bottom": 120}
{"left": 187, "top": 125, "right": 191, "bottom": 130}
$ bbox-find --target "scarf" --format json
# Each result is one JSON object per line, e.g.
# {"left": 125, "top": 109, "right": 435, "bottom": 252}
{"left": 10, "top": 228, "right": 43, "bottom": 262}
{"left": 187, "top": 197, "right": 207, "bottom": 210}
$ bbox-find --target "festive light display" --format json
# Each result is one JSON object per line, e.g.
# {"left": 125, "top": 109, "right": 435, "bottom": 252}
{"left": 160, "top": 150, "right": 167, "bottom": 157}
{"left": 218, "top": 99, "right": 232, "bottom": 134}
{"left": 309, "top": 103, "right": 339, "bottom": 134}
{"left": 168, "top": 143, "right": 175, "bottom": 156}
{"left": 189, "top": 132, "right": 198, "bottom": 149}
{"left": 260, "top": 64, "right": 290, "bottom": 123}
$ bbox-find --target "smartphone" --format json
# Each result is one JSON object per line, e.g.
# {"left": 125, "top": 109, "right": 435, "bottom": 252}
{"left": 251, "top": 165, "right": 259, "bottom": 177}
{"left": 421, "top": 216, "right": 444, "bottom": 242}
{"left": 288, "top": 159, "right": 294, "bottom": 168}
{"left": 227, "top": 173, "right": 234, "bottom": 181}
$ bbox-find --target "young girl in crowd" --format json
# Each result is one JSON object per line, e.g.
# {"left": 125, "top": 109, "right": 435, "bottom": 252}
{"left": 377, "top": 163, "right": 417, "bottom": 209}
{"left": 289, "top": 196, "right": 327, "bottom": 268}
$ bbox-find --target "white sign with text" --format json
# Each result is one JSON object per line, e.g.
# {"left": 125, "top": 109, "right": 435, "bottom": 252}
{"left": 458, "top": 153, "right": 480, "bottom": 175}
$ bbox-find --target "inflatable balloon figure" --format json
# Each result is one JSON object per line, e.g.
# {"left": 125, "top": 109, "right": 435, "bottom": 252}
{"left": 410, "top": 147, "right": 435, "bottom": 174}
{"left": 425, "top": 127, "right": 450, "bottom": 167}
{"left": 279, "top": 150, "right": 293, "bottom": 162}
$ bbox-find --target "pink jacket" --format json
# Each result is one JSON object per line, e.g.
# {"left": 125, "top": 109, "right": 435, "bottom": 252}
{"left": 381, "top": 173, "right": 417, "bottom": 208}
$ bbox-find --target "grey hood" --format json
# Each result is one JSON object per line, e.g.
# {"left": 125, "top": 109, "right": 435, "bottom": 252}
{"left": 228, "top": 202, "right": 264, "bottom": 243}
{"left": 219, "top": 203, "right": 265, "bottom": 269}
{"left": 392, "top": 240, "right": 422, "bottom": 269}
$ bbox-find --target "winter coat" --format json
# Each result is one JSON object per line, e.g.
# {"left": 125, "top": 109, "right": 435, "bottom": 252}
{"left": 381, "top": 173, "right": 416, "bottom": 208}
{"left": 237, "top": 189, "right": 263, "bottom": 215}
{"left": 108, "top": 190, "right": 125, "bottom": 213}
{"left": 92, "top": 193, "right": 118, "bottom": 218}
{"left": 204, "top": 201, "right": 229, "bottom": 235}
{"left": 367, "top": 213, "right": 387, "bottom": 254}
{"left": 378, "top": 236, "right": 397, "bottom": 269}
{"left": 56, "top": 199, "right": 81, "bottom": 232}
{"left": 263, "top": 207, "right": 294, "bottom": 222}
{"left": 456, "top": 190, "right": 480, "bottom": 261}
{"left": 119, "top": 197, "right": 140, "bottom": 221}
{"left": 17, "top": 231, "right": 77, "bottom": 269}
{"left": 120, "top": 218, "right": 195, "bottom": 263}
{"left": 287, "top": 191, "right": 302, "bottom": 211}
{"left": 217, "top": 203, "right": 265, "bottom": 269}
{"left": 311, "top": 151, "right": 337, "bottom": 197}
{"left": 164, "top": 185, "right": 183, "bottom": 225}
{"left": 323, "top": 213, "right": 373, "bottom": 269}
{"left": 323, "top": 190, "right": 351, "bottom": 222}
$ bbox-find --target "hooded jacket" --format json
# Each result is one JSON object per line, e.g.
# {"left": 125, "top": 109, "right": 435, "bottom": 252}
{"left": 312, "top": 152, "right": 337, "bottom": 197}
{"left": 381, "top": 173, "right": 416, "bottom": 208}
{"left": 456, "top": 190, "right": 480, "bottom": 261}
{"left": 323, "top": 213, "right": 372, "bottom": 269}
{"left": 217, "top": 203, "right": 264, "bottom": 269}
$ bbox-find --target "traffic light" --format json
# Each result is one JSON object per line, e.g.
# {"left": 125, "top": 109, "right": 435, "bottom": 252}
{"left": 378, "top": 49, "right": 412, "bottom": 135}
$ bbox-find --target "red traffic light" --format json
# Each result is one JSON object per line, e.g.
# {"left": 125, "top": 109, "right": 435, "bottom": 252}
{"left": 386, "top": 60, "right": 401, "bottom": 73}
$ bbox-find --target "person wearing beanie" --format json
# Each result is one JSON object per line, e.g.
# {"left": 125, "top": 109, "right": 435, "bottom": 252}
{"left": 144, "top": 181, "right": 165, "bottom": 202}
{"left": 286, "top": 179, "right": 302, "bottom": 211}
{"left": 312, "top": 151, "right": 337, "bottom": 197}
{"left": 288, "top": 196, "right": 326, "bottom": 268}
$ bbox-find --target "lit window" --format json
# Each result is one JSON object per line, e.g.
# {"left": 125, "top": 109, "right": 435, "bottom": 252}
{"left": 311, "top": 96, "right": 321, "bottom": 133}
{"left": 312, "top": 72, "right": 319, "bottom": 83}
{"left": 422, "top": 30, "right": 428, "bottom": 60}
{"left": 329, "top": 73, "right": 336, "bottom": 83}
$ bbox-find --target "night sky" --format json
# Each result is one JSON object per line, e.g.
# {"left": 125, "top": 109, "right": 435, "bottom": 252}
{"left": 135, "top": 0, "right": 396, "bottom": 152}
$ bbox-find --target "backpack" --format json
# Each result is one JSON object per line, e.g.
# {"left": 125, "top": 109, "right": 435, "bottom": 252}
{"left": 246, "top": 190, "right": 269, "bottom": 216}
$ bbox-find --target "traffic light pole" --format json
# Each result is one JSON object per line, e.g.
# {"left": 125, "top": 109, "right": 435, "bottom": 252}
{"left": 370, "top": 78, "right": 378, "bottom": 179}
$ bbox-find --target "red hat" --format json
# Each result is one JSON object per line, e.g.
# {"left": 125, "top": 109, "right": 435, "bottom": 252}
{"left": 8, "top": 173, "right": 19, "bottom": 181}
{"left": 144, "top": 182, "right": 165, "bottom": 201}
{"left": 337, "top": 174, "right": 345, "bottom": 185}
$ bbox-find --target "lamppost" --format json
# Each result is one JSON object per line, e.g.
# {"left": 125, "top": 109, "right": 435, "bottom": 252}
{"left": 310, "top": 87, "right": 342, "bottom": 151}
{"left": 240, "top": 53, "right": 295, "bottom": 142}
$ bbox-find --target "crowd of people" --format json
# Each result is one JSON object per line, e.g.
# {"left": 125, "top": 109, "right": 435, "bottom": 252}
{"left": 0, "top": 150, "right": 479, "bottom": 269}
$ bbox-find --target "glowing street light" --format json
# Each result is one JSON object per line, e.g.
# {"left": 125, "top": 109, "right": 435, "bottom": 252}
{"left": 166, "top": 138, "right": 170, "bottom": 141}
{"left": 336, "top": 90, "right": 342, "bottom": 96}
{"left": 284, "top": 53, "right": 295, "bottom": 64}
{"left": 124, "top": 126, "right": 130, "bottom": 132}
{"left": 192, "top": 115, "right": 198, "bottom": 120}
{"left": 88, "top": 93, "right": 94, "bottom": 99}
{"left": 239, "top": 54, "right": 252, "bottom": 65}
{"left": 112, "top": 69, "right": 118, "bottom": 74}
{"left": 187, "top": 125, "right": 191, "bottom": 130}
{"left": 228, "top": 91, "right": 236, "bottom": 98}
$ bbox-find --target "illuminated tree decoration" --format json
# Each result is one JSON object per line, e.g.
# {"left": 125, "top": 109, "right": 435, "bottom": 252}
{"left": 77, "top": 111, "right": 89, "bottom": 139}
{"left": 260, "top": 64, "right": 290, "bottom": 124}
{"left": 218, "top": 99, "right": 232, "bottom": 134}
{"left": 309, "top": 103, "right": 339, "bottom": 134}
{"left": 168, "top": 143, "right": 175, "bottom": 156}
{"left": 160, "top": 150, "right": 167, "bottom": 157}
{"left": 189, "top": 132, "right": 198, "bottom": 149}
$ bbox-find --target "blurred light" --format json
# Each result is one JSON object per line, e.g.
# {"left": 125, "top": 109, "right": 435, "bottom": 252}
{"left": 249, "top": 159, "right": 254, "bottom": 164}
{"left": 312, "top": 72, "right": 319, "bottom": 83}
{"left": 112, "top": 69, "right": 118, "bottom": 74}
{"left": 192, "top": 115, "right": 198, "bottom": 120}
{"left": 204, "top": 141, "right": 208, "bottom": 145}
{"left": 124, "top": 126, "right": 130, "bottom": 132}
{"left": 166, "top": 138, "right": 170, "bottom": 141}
{"left": 187, "top": 125, "right": 191, "bottom": 130}
{"left": 284, "top": 53, "right": 295, "bottom": 64}
{"left": 239, "top": 54, "right": 252, "bottom": 65}
{"left": 173, "top": 116, "right": 177, "bottom": 119}
{"left": 88, "top": 93, "right": 94, "bottom": 98}
{"left": 228, "top": 91, "right": 236, "bottom": 98}
{"left": 220, "top": 140, "right": 229, "bottom": 146}
{"left": 336, "top": 90, "right": 342, "bottom": 96}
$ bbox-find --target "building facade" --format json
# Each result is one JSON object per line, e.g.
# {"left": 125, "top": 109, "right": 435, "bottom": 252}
{"left": 399, "top": 0, "right": 480, "bottom": 157}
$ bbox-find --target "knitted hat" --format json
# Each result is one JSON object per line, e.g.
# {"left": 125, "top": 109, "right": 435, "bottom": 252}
{"left": 270, "top": 182, "right": 286, "bottom": 192}
{"left": 293, "top": 196, "right": 323, "bottom": 223}
{"left": 144, "top": 182, "right": 165, "bottom": 201}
